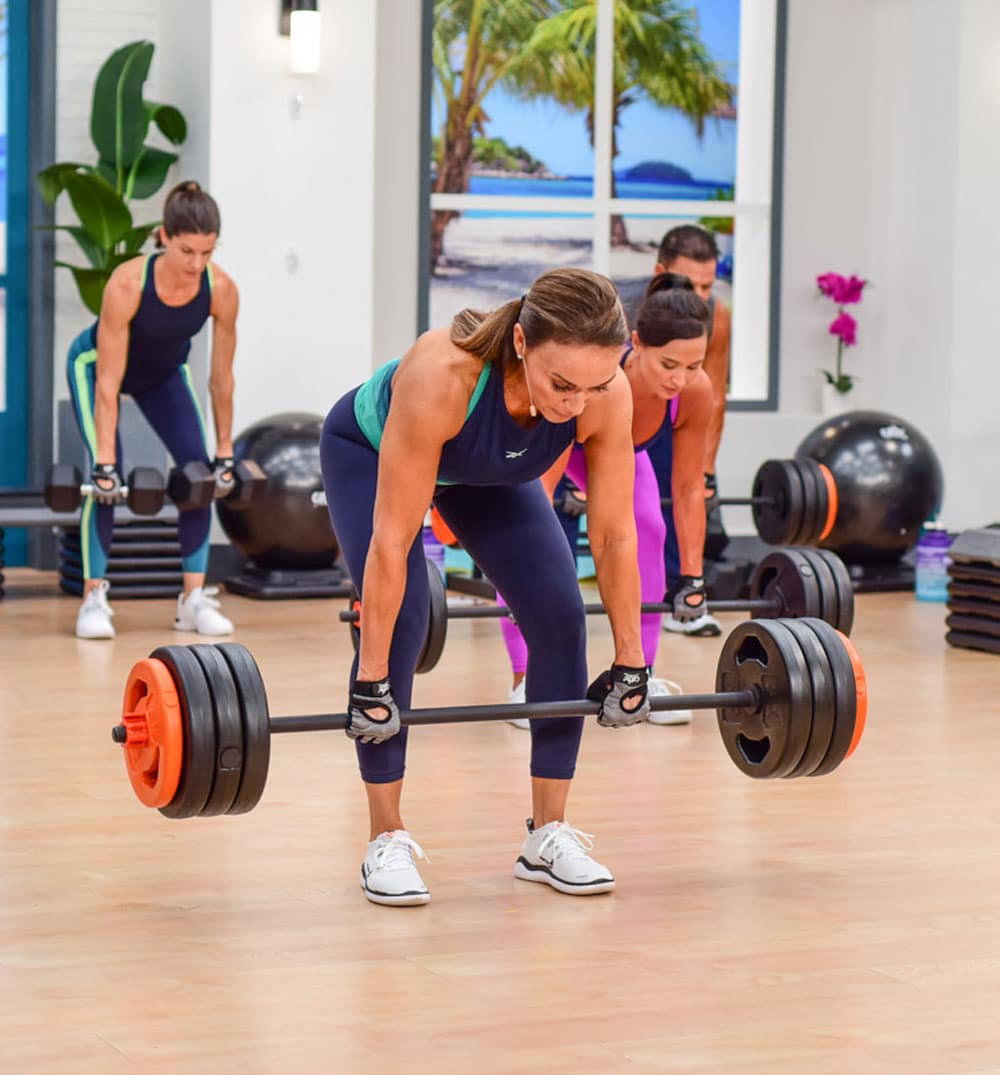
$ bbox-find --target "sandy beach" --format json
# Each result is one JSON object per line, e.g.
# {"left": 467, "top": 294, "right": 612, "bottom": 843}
{"left": 429, "top": 214, "right": 733, "bottom": 327}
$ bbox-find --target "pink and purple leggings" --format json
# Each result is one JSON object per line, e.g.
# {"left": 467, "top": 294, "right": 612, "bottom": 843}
{"left": 499, "top": 447, "right": 667, "bottom": 673}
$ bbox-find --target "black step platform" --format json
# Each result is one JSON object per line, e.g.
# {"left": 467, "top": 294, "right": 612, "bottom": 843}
{"left": 945, "top": 529, "right": 1000, "bottom": 655}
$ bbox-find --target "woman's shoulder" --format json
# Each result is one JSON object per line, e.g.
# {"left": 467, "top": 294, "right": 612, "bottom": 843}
{"left": 398, "top": 328, "right": 486, "bottom": 391}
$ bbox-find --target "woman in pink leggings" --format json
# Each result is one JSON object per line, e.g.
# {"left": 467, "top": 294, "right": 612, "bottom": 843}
{"left": 501, "top": 274, "right": 716, "bottom": 728}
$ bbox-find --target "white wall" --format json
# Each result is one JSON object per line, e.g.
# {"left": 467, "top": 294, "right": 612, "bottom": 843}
{"left": 717, "top": 0, "right": 1000, "bottom": 533}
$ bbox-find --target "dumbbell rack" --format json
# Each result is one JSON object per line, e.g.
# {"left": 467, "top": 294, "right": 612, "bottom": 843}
{"left": 58, "top": 516, "right": 185, "bottom": 599}
{"left": 945, "top": 528, "right": 1000, "bottom": 655}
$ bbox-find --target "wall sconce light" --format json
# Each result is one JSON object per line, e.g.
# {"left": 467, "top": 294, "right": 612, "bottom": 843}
{"left": 280, "top": 0, "right": 321, "bottom": 76}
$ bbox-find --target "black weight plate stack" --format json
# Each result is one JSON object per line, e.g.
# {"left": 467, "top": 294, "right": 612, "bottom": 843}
{"left": 59, "top": 517, "right": 183, "bottom": 598}
{"left": 416, "top": 557, "right": 449, "bottom": 674}
{"left": 945, "top": 529, "right": 1000, "bottom": 655}
{"left": 751, "top": 460, "right": 805, "bottom": 546}
{"left": 749, "top": 549, "right": 823, "bottom": 621}
{"left": 800, "top": 619, "right": 858, "bottom": 777}
{"left": 779, "top": 619, "right": 838, "bottom": 777}
{"left": 789, "top": 459, "right": 823, "bottom": 547}
{"left": 189, "top": 645, "right": 246, "bottom": 816}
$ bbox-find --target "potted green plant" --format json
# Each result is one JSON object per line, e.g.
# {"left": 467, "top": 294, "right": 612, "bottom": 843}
{"left": 36, "top": 40, "right": 188, "bottom": 315}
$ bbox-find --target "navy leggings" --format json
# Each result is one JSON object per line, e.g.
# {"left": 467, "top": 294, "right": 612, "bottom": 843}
{"left": 67, "top": 327, "right": 212, "bottom": 580}
{"left": 320, "top": 392, "right": 588, "bottom": 784}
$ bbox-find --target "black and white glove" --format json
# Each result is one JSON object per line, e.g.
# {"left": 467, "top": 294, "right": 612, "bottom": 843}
{"left": 212, "top": 456, "right": 236, "bottom": 499}
{"left": 704, "top": 472, "right": 719, "bottom": 513}
{"left": 587, "top": 664, "right": 650, "bottom": 728}
{"left": 90, "top": 463, "right": 123, "bottom": 505}
{"left": 666, "top": 575, "right": 708, "bottom": 624}
{"left": 554, "top": 479, "right": 587, "bottom": 518}
{"left": 347, "top": 677, "right": 402, "bottom": 744}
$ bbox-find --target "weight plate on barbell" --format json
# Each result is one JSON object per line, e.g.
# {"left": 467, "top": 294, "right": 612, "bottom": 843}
{"left": 749, "top": 548, "right": 823, "bottom": 621}
{"left": 189, "top": 644, "right": 245, "bottom": 817}
{"left": 797, "top": 548, "right": 840, "bottom": 633}
{"left": 416, "top": 556, "right": 449, "bottom": 674}
{"left": 795, "top": 459, "right": 828, "bottom": 547}
{"left": 799, "top": 619, "right": 864, "bottom": 776}
{"left": 779, "top": 619, "right": 838, "bottom": 778}
{"left": 752, "top": 460, "right": 806, "bottom": 546}
{"left": 119, "top": 657, "right": 184, "bottom": 809}
{"left": 152, "top": 645, "right": 217, "bottom": 819}
{"left": 811, "top": 548, "right": 855, "bottom": 635}
{"left": 216, "top": 642, "right": 271, "bottom": 815}
{"left": 715, "top": 619, "right": 813, "bottom": 779}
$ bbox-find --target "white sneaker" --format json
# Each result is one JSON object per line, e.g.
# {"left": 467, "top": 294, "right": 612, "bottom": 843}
{"left": 174, "top": 586, "right": 234, "bottom": 636}
{"left": 514, "top": 819, "right": 615, "bottom": 895}
{"left": 360, "top": 830, "right": 431, "bottom": 906}
{"left": 647, "top": 677, "right": 693, "bottom": 726}
{"left": 507, "top": 679, "right": 530, "bottom": 730}
{"left": 663, "top": 611, "right": 722, "bottom": 637}
{"left": 75, "top": 580, "right": 115, "bottom": 639}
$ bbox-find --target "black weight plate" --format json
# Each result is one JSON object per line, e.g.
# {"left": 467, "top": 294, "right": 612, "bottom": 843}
{"left": 779, "top": 619, "right": 837, "bottom": 778}
{"left": 812, "top": 548, "right": 855, "bottom": 635}
{"left": 188, "top": 645, "right": 245, "bottom": 817}
{"left": 797, "top": 457, "right": 831, "bottom": 545}
{"left": 715, "top": 619, "right": 812, "bottom": 779}
{"left": 946, "top": 613, "right": 1000, "bottom": 638}
{"left": 215, "top": 643, "right": 271, "bottom": 815}
{"left": 416, "top": 557, "right": 449, "bottom": 674}
{"left": 798, "top": 548, "right": 840, "bottom": 632}
{"left": 749, "top": 548, "right": 823, "bottom": 620}
{"left": 788, "top": 459, "right": 822, "bottom": 547}
{"left": 752, "top": 460, "right": 805, "bottom": 546}
{"left": 799, "top": 619, "right": 857, "bottom": 777}
{"left": 151, "top": 645, "right": 217, "bottom": 819}
{"left": 347, "top": 585, "right": 361, "bottom": 654}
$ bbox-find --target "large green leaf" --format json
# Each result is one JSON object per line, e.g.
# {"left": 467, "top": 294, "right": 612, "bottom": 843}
{"left": 123, "top": 221, "right": 159, "bottom": 256}
{"left": 124, "top": 146, "right": 178, "bottom": 201}
{"left": 90, "top": 41, "right": 155, "bottom": 178}
{"left": 145, "top": 101, "right": 187, "bottom": 145}
{"left": 36, "top": 162, "right": 93, "bottom": 204}
{"left": 37, "top": 224, "right": 108, "bottom": 268}
{"left": 55, "top": 263, "right": 109, "bottom": 316}
{"left": 63, "top": 172, "right": 133, "bottom": 248}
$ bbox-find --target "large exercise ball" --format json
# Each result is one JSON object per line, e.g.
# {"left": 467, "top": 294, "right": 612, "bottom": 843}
{"left": 796, "top": 410, "right": 943, "bottom": 565}
{"left": 217, "top": 412, "right": 339, "bottom": 570}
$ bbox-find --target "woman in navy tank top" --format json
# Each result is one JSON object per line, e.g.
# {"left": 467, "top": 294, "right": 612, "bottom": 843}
{"left": 321, "top": 268, "right": 651, "bottom": 905}
{"left": 498, "top": 275, "right": 717, "bottom": 728}
{"left": 66, "top": 182, "right": 240, "bottom": 640}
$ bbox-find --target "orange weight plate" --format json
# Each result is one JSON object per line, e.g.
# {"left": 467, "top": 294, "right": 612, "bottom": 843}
{"left": 120, "top": 657, "right": 184, "bottom": 808}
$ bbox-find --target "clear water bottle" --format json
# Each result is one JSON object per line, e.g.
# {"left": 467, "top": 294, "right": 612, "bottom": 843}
{"left": 421, "top": 514, "right": 447, "bottom": 581}
{"left": 914, "top": 522, "right": 952, "bottom": 602}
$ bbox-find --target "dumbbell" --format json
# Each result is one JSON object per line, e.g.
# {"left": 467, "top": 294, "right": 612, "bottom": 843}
{"left": 341, "top": 547, "right": 856, "bottom": 676}
{"left": 109, "top": 618, "right": 869, "bottom": 818}
{"left": 44, "top": 464, "right": 165, "bottom": 515}
{"left": 660, "top": 457, "right": 838, "bottom": 547}
{"left": 167, "top": 460, "right": 268, "bottom": 512}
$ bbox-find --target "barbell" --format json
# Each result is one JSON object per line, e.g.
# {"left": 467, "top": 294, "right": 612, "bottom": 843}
{"left": 341, "top": 546, "right": 855, "bottom": 676}
{"left": 110, "top": 617, "right": 868, "bottom": 818}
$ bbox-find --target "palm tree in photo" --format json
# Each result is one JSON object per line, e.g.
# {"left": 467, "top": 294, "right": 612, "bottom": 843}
{"left": 431, "top": 0, "right": 557, "bottom": 270}
{"left": 516, "top": 0, "right": 734, "bottom": 246}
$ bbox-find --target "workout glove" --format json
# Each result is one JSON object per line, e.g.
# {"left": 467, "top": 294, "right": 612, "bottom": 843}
{"left": 212, "top": 456, "right": 236, "bottom": 499}
{"left": 667, "top": 575, "right": 708, "bottom": 624}
{"left": 587, "top": 664, "right": 650, "bottom": 728}
{"left": 90, "top": 463, "right": 123, "bottom": 505}
{"left": 347, "top": 677, "right": 402, "bottom": 744}
{"left": 704, "top": 472, "right": 719, "bottom": 513}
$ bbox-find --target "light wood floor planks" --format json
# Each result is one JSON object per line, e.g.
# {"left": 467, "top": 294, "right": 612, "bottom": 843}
{"left": 2, "top": 568, "right": 1000, "bottom": 1074}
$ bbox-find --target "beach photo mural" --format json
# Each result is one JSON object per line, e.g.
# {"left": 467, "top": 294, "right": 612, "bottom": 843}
{"left": 428, "top": 0, "right": 739, "bottom": 338}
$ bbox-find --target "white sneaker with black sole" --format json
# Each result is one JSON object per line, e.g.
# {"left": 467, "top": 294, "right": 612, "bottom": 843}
{"left": 662, "top": 611, "right": 722, "bottom": 637}
{"left": 174, "top": 586, "right": 234, "bottom": 636}
{"left": 507, "top": 679, "right": 530, "bottom": 730}
{"left": 646, "top": 677, "right": 693, "bottom": 725}
{"left": 75, "top": 579, "right": 115, "bottom": 639}
{"left": 514, "top": 819, "right": 615, "bottom": 895}
{"left": 360, "top": 830, "right": 431, "bottom": 906}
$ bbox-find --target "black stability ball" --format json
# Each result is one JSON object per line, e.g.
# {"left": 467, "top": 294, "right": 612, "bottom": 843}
{"left": 796, "top": 410, "right": 943, "bottom": 565}
{"left": 217, "top": 412, "right": 339, "bottom": 570}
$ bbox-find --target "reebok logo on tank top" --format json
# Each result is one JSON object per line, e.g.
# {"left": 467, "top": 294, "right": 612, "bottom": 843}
{"left": 505, "top": 448, "right": 528, "bottom": 459}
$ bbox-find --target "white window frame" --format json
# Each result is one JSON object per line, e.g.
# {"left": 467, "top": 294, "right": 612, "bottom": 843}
{"left": 425, "top": 0, "right": 784, "bottom": 407}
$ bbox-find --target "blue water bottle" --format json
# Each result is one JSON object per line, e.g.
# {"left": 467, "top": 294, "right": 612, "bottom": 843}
{"left": 421, "top": 514, "right": 447, "bottom": 581}
{"left": 914, "top": 522, "right": 952, "bottom": 602}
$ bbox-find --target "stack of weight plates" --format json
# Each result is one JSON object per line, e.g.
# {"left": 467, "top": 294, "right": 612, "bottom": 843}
{"left": 59, "top": 517, "right": 184, "bottom": 599}
{"left": 945, "top": 528, "right": 1000, "bottom": 654}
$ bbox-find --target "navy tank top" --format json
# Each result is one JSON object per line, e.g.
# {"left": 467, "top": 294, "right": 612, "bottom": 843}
{"left": 354, "top": 357, "right": 576, "bottom": 486}
{"left": 104, "top": 254, "right": 213, "bottom": 396}
{"left": 618, "top": 347, "right": 680, "bottom": 453}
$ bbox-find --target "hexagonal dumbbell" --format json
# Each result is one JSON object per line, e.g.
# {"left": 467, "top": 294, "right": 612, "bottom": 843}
{"left": 215, "top": 460, "right": 268, "bottom": 511}
{"left": 44, "top": 463, "right": 166, "bottom": 515}
{"left": 167, "top": 462, "right": 216, "bottom": 512}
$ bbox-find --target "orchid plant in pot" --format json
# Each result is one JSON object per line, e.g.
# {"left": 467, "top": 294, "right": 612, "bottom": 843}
{"left": 816, "top": 272, "right": 867, "bottom": 409}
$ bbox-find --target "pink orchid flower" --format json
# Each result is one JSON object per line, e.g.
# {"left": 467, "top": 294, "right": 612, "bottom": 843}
{"left": 829, "top": 312, "right": 857, "bottom": 346}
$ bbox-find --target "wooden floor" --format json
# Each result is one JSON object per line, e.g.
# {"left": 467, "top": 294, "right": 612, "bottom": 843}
{"left": 2, "top": 569, "right": 1000, "bottom": 1074}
